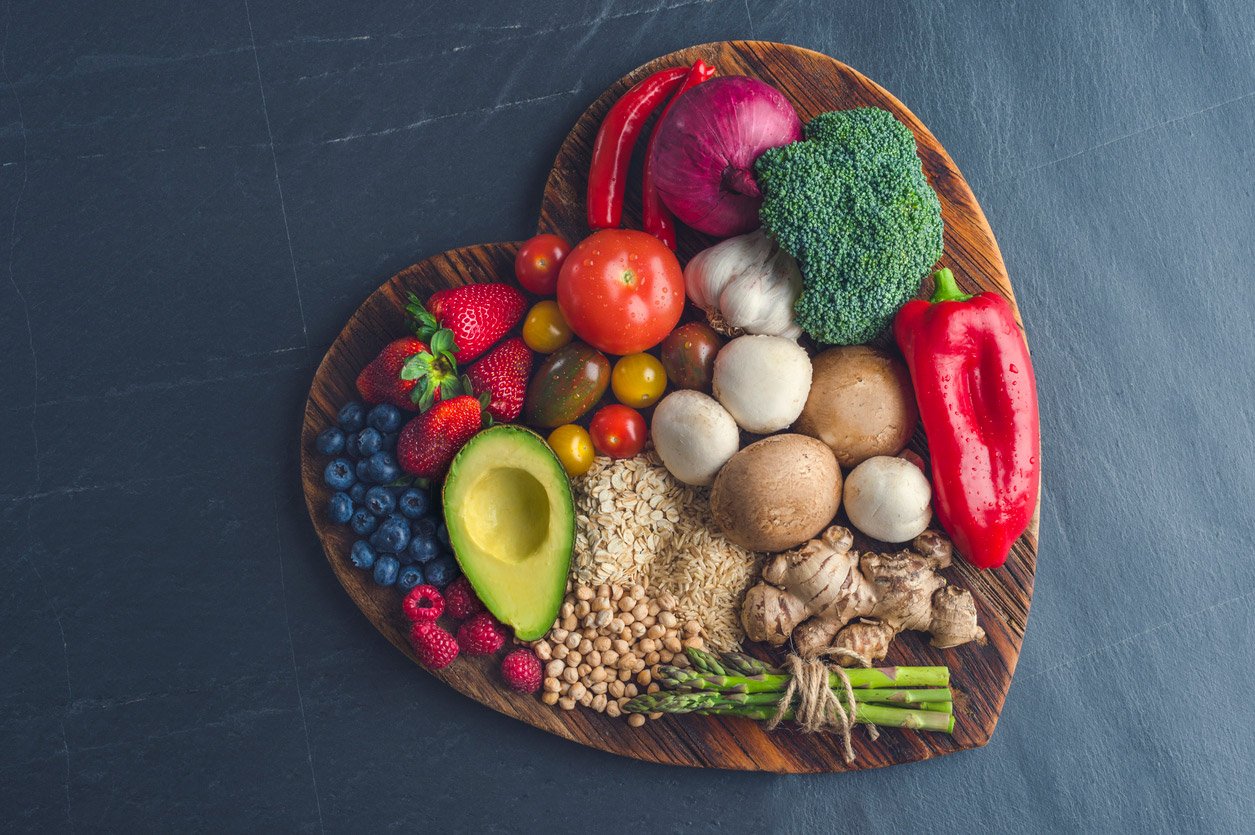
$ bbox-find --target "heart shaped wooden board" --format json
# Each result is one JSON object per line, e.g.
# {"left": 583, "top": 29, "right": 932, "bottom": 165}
{"left": 301, "top": 41, "right": 1037, "bottom": 772}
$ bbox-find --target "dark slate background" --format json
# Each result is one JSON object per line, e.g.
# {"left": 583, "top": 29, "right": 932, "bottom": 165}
{"left": 2, "top": 1, "right": 1252, "bottom": 831}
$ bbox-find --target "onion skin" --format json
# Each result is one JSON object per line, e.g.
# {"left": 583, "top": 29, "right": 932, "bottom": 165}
{"left": 650, "top": 77, "right": 802, "bottom": 238}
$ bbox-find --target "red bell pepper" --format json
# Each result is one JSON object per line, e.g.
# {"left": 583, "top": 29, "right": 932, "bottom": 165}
{"left": 893, "top": 268, "right": 1040, "bottom": 570}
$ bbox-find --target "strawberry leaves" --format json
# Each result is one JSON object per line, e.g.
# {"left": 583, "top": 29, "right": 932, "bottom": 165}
{"left": 407, "top": 292, "right": 455, "bottom": 352}
{"left": 400, "top": 326, "right": 465, "bottom": 411}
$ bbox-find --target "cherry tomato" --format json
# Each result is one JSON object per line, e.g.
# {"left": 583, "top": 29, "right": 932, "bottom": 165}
{"left": 660, "top": 322, "right": 722, "bottom": 392}
{"left": 515, "top": 234, "right": 570, "bottom": 296}
{"left": 557, "top": 229, "right": 685, "bottom": 356}
{"left": 611, "top": 353, "right": 667, "bottom": 408}
{"left": 547, "top": 424, "right": 594, "bottom": 477}
{"left": 589, "top": 405, "right": 647, "bottom": 459}
{"left": 522, "top": 300, "right": 573, "bottom": 353}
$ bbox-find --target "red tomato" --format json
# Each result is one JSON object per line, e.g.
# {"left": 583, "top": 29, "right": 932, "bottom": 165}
{"left": 589, "top": 405, "right": 647, "bottom": 459}
{"left": 515, "top": 234, "right": 570, "bottom": 296}
{"left": 556, "top": 229, "right": 684, "bottom": 355}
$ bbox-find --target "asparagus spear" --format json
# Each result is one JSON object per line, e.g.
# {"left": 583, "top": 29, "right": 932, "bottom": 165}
{"left": 626, "top": 691, "right": 955, "bottom": 734}
{"left": 658, "top": 663, "right": 950, "bottom": 694}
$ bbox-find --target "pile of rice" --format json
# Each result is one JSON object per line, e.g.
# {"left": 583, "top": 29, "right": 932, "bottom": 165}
{"left": 569, "top": 452, "right": 762, "bottom": 650}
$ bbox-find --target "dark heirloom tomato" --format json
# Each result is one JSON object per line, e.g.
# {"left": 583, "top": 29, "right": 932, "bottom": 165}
{"left": 522, "top": 342, "right": 611, "bottom": 428}
{"left": 660, "top": 322, "right": 722, "bottom": 392}
{"left": 556, "top": 229, "right": 684, "bottom": 356}
{"left": 589, "top": 405, "right": 647, "bottom": 459}
{"left": 515, "top": 234, "right": 570, "bottom": 296}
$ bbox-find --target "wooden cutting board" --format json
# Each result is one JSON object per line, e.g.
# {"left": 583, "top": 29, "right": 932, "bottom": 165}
{"left": 300, "top": 41, "right": 1037, "bottom": 772}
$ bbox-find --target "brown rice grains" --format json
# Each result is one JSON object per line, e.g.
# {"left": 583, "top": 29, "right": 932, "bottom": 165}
{"left": 570, "top": 453, "right": 762, "bottom": 651}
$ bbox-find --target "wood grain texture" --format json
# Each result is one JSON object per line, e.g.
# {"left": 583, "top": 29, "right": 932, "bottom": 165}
{"left": 300, "top": 41, "right": 1037, "bottom": 773}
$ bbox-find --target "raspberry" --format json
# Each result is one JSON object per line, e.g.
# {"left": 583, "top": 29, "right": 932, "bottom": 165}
{"left": 456, "top": 612, "right": 508, "bottom": 655}
{"left": 409, "top": 622, "right": 458, "bottom": 669}
{"left": 500, "top": 649, "right": 542, "bottom": 693}
{"left": 402, "top": 584, "right": 444, "bottom": 623}
{"left": 444, "top": 576, "right": 485, "bottom": 620}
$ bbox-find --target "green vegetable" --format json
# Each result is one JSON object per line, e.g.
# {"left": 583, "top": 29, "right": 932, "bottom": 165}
{"left": 755, "top": 107, "right": 944, "bottom": 345}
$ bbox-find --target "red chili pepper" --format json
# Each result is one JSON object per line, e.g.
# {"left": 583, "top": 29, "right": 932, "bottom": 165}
{"left": 587, "top": 66, "right": 689, "bottom": 230}
{"left": 893, "top": 268, "right": 1041, "bottom": 570}
{"left": 641, "top": 60, "right": 716, "bottom": 248}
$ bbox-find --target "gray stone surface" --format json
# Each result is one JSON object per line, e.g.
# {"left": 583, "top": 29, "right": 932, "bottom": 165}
{"left": 1, "top": 1, "right": 1252, "bottom": 831}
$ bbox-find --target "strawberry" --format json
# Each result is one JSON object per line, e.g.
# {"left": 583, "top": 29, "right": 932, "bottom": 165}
{"left": 396, "top": 395, "right": 485, "bottom": 479}
{"left": 407, "top": 284, "right": 526, "bottom": 364}
{"left": 356, "top": 335, "right": 462, "bottom": 411}
{"left": 465, "top": 337, "right": 532, "bottom": 422}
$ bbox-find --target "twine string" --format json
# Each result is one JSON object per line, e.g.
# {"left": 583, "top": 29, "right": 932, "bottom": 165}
{"left": 766, "top": 648, "right": 878, "bottom": 763}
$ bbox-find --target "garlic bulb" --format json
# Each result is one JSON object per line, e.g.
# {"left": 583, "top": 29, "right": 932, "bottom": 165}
{"left": 684, "top": 228, "right": 803, "bottom": 339}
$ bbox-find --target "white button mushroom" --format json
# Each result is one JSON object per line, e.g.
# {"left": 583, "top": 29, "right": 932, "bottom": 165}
{"left": 650, "top": 391, "right": 740, "bottom": 486}
{"left": 712, "top": 335, "right": 812, "bottom": 434}
{"left": 842, "top": 456, "right": 932, "bottom": 543}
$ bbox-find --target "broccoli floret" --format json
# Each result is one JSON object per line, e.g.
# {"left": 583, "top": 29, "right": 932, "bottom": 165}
{"left": 754, "top": 107, "right": 943, "bottom": 345}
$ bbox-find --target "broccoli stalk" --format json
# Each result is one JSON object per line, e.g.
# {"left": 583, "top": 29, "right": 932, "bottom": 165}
{"left": 754, "top": 107, "right": 944, "bottom": 345}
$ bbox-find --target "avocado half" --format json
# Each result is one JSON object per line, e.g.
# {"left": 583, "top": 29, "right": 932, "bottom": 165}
{"left": 442, "top": 425, "right": 574, "bottom": 641}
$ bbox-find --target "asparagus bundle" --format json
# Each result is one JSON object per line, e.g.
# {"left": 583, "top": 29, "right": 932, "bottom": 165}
{"left": 625, "top": 648, "right": 955, "bottom": 734}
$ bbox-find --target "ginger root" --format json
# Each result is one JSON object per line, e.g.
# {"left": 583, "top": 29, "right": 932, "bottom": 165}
{"left": 740, "top": 526, "right": 985, "bottom": 662}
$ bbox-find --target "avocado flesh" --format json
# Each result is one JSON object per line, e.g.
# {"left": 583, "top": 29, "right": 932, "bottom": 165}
{"left": 442, "top": 425, "right": 574, "bottom": 641}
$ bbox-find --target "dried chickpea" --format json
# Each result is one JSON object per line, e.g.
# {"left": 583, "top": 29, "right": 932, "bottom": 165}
{"left": 551, "top": 627, "right": 568, "bottom": 643}
{"left": 618, "top": 668, "right": 632, "bottom": 682}
{"left": 611, "top": 585, "right": 624, "bottom": 600}
{"left": 558, "top": 697, "right": 576, "bottom": 711}
{"left": 560, "top": 601, "right": 575, "bottom": 618}
{"left": 574, "top": 600, "right": 591, "bottom": 618}
{"left": 595, "top": 583, "right": 610, "bottom": 599}
{"left": 602, "top": 649, "right": 619, "bottom": 666}
{"left": 578, "top": 692, "right": 593, "bottom": 707}
{"left": 618, "top": 596, "right": 636, "bottom": 613}
{"left": 592, "top": 597, "right": 611, "bottom": 612}
{"left": 564, "top": 632, "right": 580, "bottom": 650}
{"left": 605, "top": 701, "right": 621, "bottom": 718}
{"left": 631, "top": 603, "right": 648, "bottom": 621}
{"left": 636, "top": 669, "right": 652, "bottom": 686}
{"left": 683, "top": 636, "right": 705, "bottom": 650}
{"left": 612, "top": 639, "right": 630, "bottom": 654}
{"left": 630, "top": 585, "right": 646, "bottom": 601}
{"left": 541, "top": 691, "right": 559, "bottom": 706}
{"left": 543, "top": 677, "right": 561, "bottom": 693}
{"left": 644, "top": 651, "right": 660, "bottom": 666}
{"left": 562, "top": 667, "right": 579, "bottom": 684}
{"left": 608, "top": 680, "right": 625, "bottom": 699}
{"left": 659, "top": 612, "right": 678, "bottom": 629}
{"left": 648, "top": 712, "right": 662, "bottom": 721}
{"left": 646, "top": 683, "right": 660, "bottom": 694}
{"left": 561, "top": 615, "right": 578, "bottom": 632}
{"left": 569, "top": 682, "right": 587, "bottom": 701}
{"left": 631, "top": 623, "right": 647, "bottom": 638}
{"left": 638, "top": 638, "right": 656, "bottom": 655}
{"left": 624, "top": 683, "right": 638, "bottom": 698}
{"left": 595, "top": 609, "right": 613, "bottom": 629}
{"left": 641, "top": 615, "right": 656, "bottom": 628}
{"left": 619, "top": 612, "right": 635, "bottom": 627}
{"left": 578, "top": 638, "right": 593, "bottom": 655}
{"left": 593, "top": 636, "right": 611, "bottom": 652}
{"left": 663, "top": 636, "right": 683, "bottom": 653}
{"left": 589, "top": 681, "right": 607, "bottom": 695}
{"left": 647, "top": 601, "right": 660, "bottom": 617}
{"left": 577, "top": 663, "right": 590, "bottom": 677}
{"left": 545, "top": 659, "right": 565, "bottom": 678}
{"left": 659, "top": 650, "right": 674, "bottom": 664}
{"left": 553, "top": 644, "right": 568, "bottom": 660}
{"left": 591, "top": 693, "right": 607, "bottom": 712}
{"left": 566, "top": 650, "right": 581, "bottom": 667}
{"left": 534, "top": 641, "right": 552, "bottom": 661}
{"left": 683, "top": 620, "right": 701, "bottom": 636}
{"left": 627, "top": 713, "right": 646, "bottom": 728}
{"left": 576, "top": 586, "right": 593, "bottom": 601}
{"left": 586, "top": 651, "right": 602, "bottom": 668}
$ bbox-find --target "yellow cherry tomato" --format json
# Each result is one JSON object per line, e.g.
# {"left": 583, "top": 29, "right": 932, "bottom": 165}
{"left": 611, "top": 352, "right": 668, "bottom": 408}
{"left": 547, "top": 424, "right": 594, "bottom": 478}
{"left": 522, "top": 300, "right": 573, "bottom": 354}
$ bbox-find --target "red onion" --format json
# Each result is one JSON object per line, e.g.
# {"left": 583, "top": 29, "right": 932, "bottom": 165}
{"left": 649, "top": 76, "right": 802, "bottom": 238}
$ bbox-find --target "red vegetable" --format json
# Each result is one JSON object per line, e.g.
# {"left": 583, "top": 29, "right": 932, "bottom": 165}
{"left": 587, "top": 66, "right": 689, "bottom": 230}
{"left": 649, "top": 76, "right": 801, "bottom": 237}
{"left": 893, "top": 268, "right": 1041, "bottom": 570}
{"left": 641, "top": 60, "right": 716, "bottom": 248}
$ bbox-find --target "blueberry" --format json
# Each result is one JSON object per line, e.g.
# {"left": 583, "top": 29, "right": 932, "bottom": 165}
{"left": 407, "top": 535, "right": 439, "bottom": 564}
{"left": 337, "top": 401, "right": 367, "bottom": 433}
{"left": 397, "top": 488, "right": 429, "bottom": 519}
{"left": 397, "top": 564, "right": 425, "bottom": 591}
{"left": 315, "top": 427, "right": 346, "bottom": 456}
{"left": 364, "top": 486, "right": 396, "bottom": 516}
{"left": 436, "top": 521, "right": 450, "bottom": 547}
{"left": 327, "top": 492, "right": 353, "bottom": 525}
{"left": 323, "top": 458, "right": 355, "bottom": 491}
{"left": 424, "top": 554, "right": 459, "bottom": 588}
{"left": 411, "top": 517, "right": 437, "bottom": 541}
{"left": 350, "top": 508, "right": 378, "bottom": 536}
{"left": 371, "top": 515, "right": 410, "bottom": 554}
{"left": 373, "top": 555, "right": 400, "bottom": 586}
{"left": 349, "top": 482, "right": 367, "bottom": 504}
{"left": 367, "top": 451, "right": 400, "bottom": 484}
{"left": 350, "top": 427, "right": 383, "bottom": 458}
{"left": 368, "top": 404, "right": 404, "bottom": 433}
{"left": 350, "top": 540, "right": 376, "bottom": 570}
